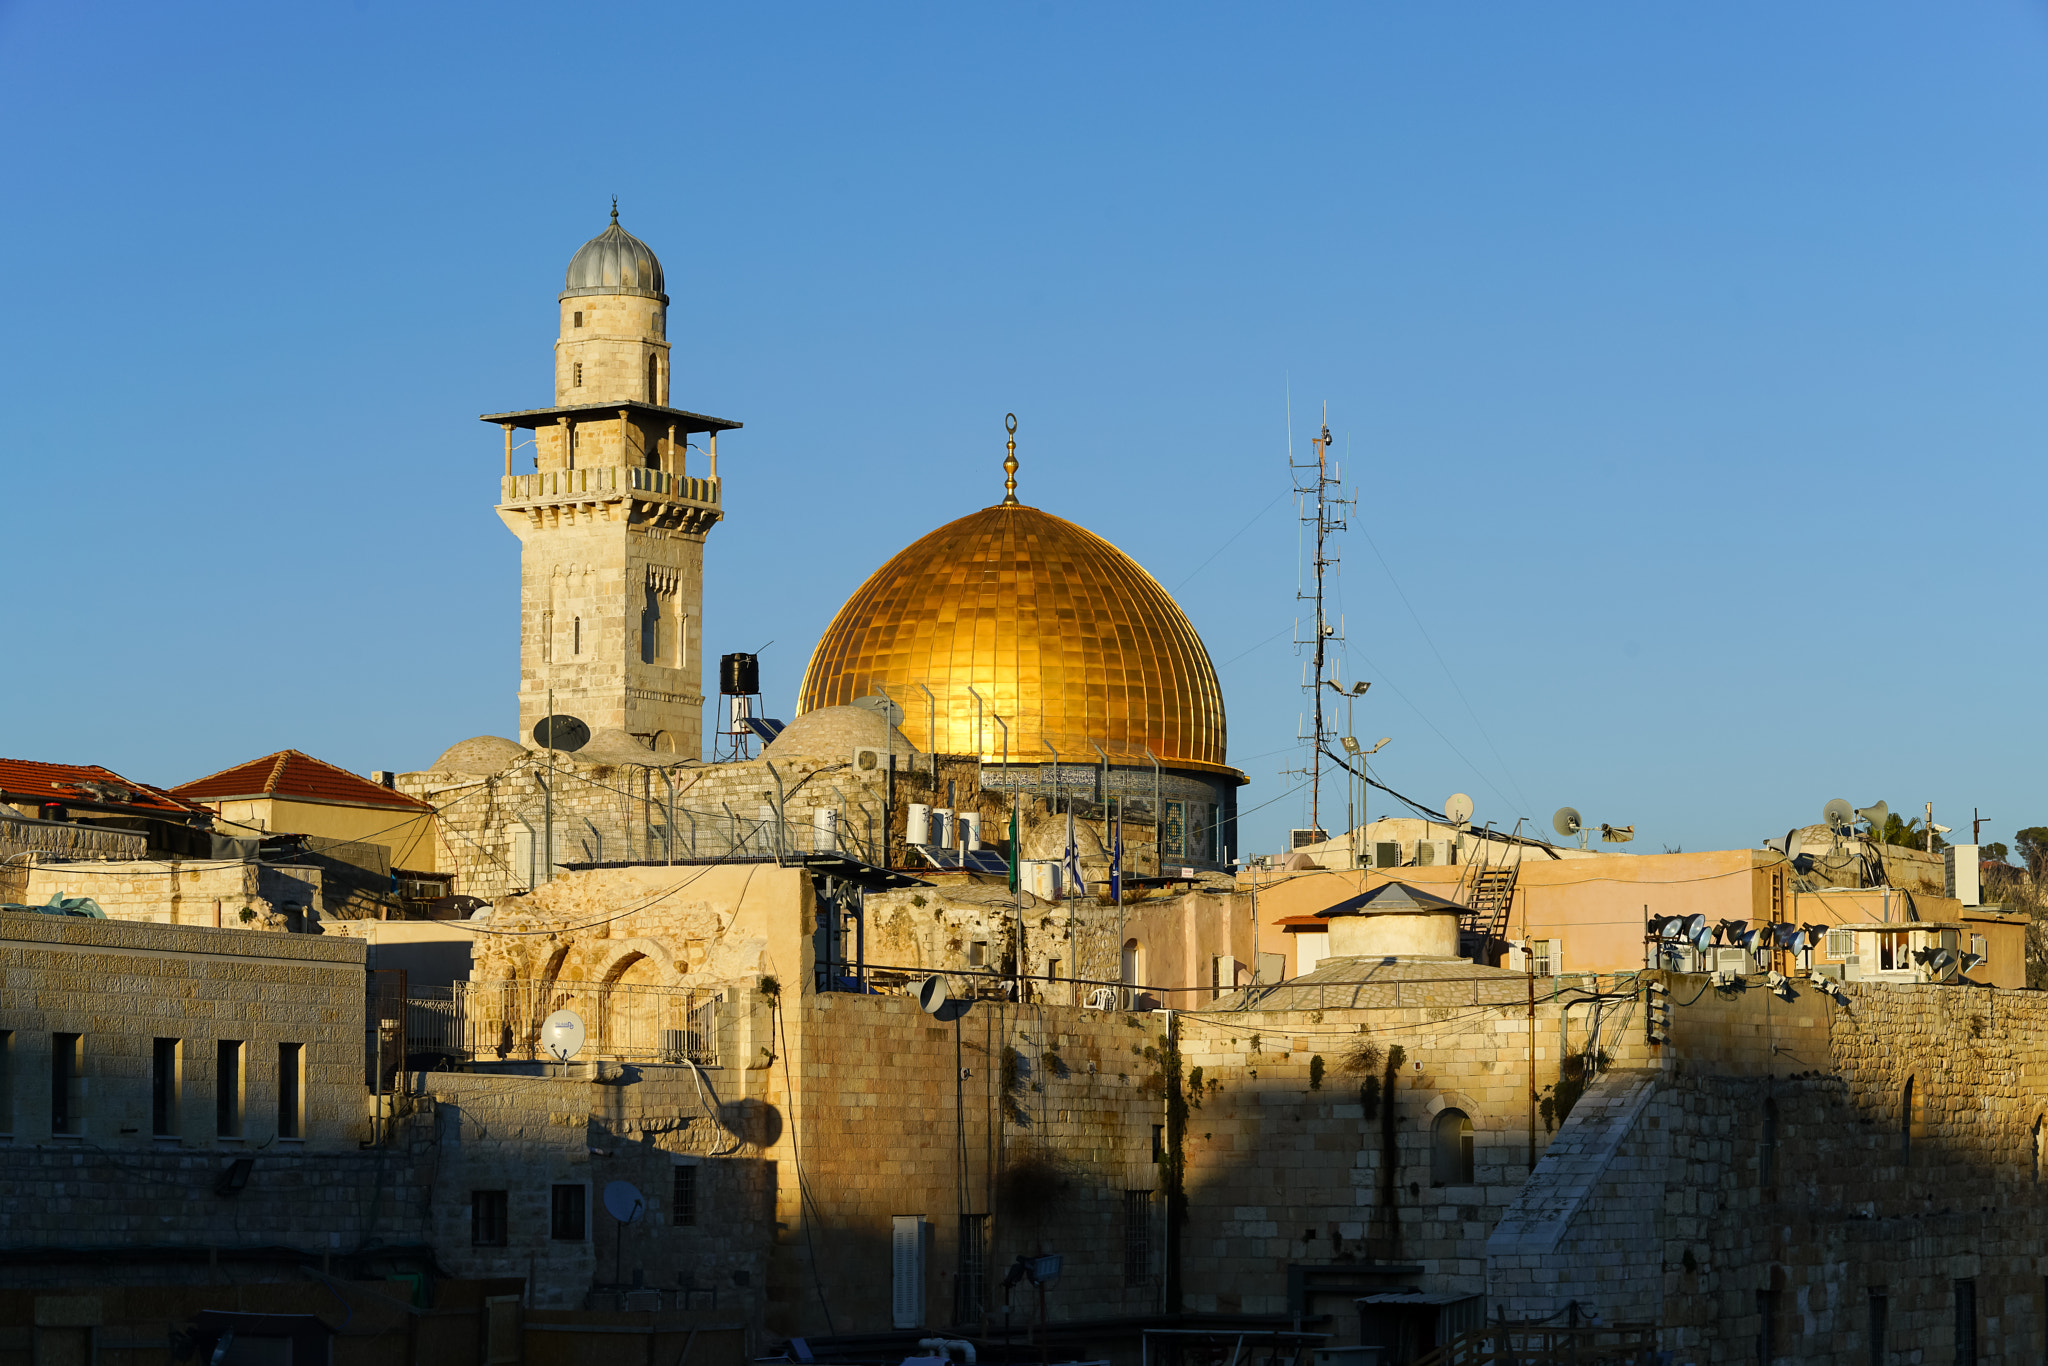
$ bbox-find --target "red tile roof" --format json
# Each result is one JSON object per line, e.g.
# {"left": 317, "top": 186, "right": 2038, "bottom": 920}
{"left": 172, "top": 750, "right": 432, "bottom": 812}
{"left": 0, "top": 757, "right": 206, "bottom": 816}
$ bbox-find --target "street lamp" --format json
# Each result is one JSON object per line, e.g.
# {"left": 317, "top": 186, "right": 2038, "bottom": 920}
{"left": 1322, "top": 680, "right": 1376, "bottom": 866}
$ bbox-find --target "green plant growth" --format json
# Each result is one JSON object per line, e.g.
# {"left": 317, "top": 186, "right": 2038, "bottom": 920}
{"left": 1308, "top": 1055, "right": 1326, "bottom": 1090}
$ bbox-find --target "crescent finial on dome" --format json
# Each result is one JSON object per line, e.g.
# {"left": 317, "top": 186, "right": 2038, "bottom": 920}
{"left": 1002, "top": 412, "right": 1019, "bottom": 506}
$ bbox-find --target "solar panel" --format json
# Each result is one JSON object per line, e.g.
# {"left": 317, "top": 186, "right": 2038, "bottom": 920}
{"left": 742, "top": 717, "right": 787, "bottom": 743}
{"left": 965, "top": 850, "right": 1010, "bottom": 877}
{"left": 914, "top": 845, "right": 965, "bottom": 871}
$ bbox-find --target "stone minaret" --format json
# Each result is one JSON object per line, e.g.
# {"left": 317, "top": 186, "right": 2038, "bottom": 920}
{"left": 485, "top": 206, "right": 740, "bottom": 757}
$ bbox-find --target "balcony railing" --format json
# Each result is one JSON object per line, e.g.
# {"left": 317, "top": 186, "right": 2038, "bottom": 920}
{"left": 500, "top": 466, "right": 720, "bottom": 506}
{"left": 401, "top": 980, "right": 725, "bottom": 1066}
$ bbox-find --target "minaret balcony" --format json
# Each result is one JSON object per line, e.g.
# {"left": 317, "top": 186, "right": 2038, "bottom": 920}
{"left": 499, "top": 466, "right": 721, "bottom": 532}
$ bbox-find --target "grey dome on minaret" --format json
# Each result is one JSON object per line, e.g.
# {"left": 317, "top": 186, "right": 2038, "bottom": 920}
{"left": 562, "top": 202, "right": 666, "bottom": 302}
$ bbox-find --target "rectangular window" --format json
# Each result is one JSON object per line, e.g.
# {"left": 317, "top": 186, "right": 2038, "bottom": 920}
{"left": 51, "top": 1032, "right": 82, "bottom": 1136}
{"left": 1955, "top": 1278, "right": 1977, "bottom": 1363}
{"left": 472, "top": 1190, "right": 509, "bottom": 1247}
{"left": 672, "top": 1163, "right": 697, "bottom": 1227}
{"left": 1756, "top": 1289, "right": 1777, "bottom": 1365}
{"left": 1826, "top": 928, "right": 1855, "bottom": 960}
{"left": 1047, "top": 958, "right": 1062, "bottom": 981}
{"left": 1972, "top": 933, "right": 1987, "bottom": 961}
{"left": 277, "top": 1043, "right": 303, "bottom": 1139}
{"left": 153, "top": 1038, "right": 181, "bottom": 1137}
{"left": 572, "top": 310, "right": 583, "bottom": 328}
{"left": 890, "top": 1215, "right": 926, "bottom": 1330}
{"left": 1123, "top": 1190, "right": 1152, "bottom": 1287}
{"left": 968, "top": 941, "right": 986, "bottom": 967}
{"left": 1532, "top": 940, "right": 1561, "bottom": 977}
{"left": 0, "top": 1030, "right": 12, "bottom": 1135}
{"left": 1867, "top": 1289, "right": 1886, "bottom": 1366}
{"left": 1879, "top": 931, "right": 1909, "bottom": 972}
{"left": 1163, "top": 801, "right": 1185, "bottom": 859}
{"left": 955, "top": 1213, "right": 987, "bottom": 1323}
{"left": 550, "top": 1183, "right": 586, "bottom": 1241}
{"left": 216, "top": 1040, "right": 243, "bottom": 1138}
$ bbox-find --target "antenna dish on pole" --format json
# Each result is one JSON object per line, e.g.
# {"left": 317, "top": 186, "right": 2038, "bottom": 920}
{"left": 1552, "top": 807, "right": 1582, "bottom": 839}
{"left": 540, "top": 1010, "right": 586, "bottom": 1062}
{"left": 917, "top": 975, "right": 950, "bottom": 1016}
{"left": 1444, "top": 794, "right": 1474, "bottom": 827}
{"left": 851, "top": 694, "right": 905, "bottom": 727}
{"left": 603, "top": 1180, "right": 645, "bottom": 1224}
{"left": 533, "top": 715, "right": 591, "bottom": 753}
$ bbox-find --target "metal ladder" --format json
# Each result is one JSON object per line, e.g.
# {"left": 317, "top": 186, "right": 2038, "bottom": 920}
{"left": 1455, "top": 844, "right": 1520, "bottom": 965}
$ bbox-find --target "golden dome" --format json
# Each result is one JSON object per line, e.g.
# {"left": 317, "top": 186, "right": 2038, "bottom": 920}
{"left": 797, "top": 501, "right": 1234, "bottom": 778}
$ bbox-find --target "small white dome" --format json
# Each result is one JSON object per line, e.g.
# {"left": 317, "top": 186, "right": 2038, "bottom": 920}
{"left": 763, "top": 705, "right": 920, "bottom": 762}
{"left": 431, "top": 736, "right": 528, "bottom": 776}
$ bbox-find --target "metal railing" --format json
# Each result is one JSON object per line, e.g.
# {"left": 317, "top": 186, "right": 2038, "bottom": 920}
{"left": 403, "top": 980, "right": 725, "bottom": 1065}
{"left": 650, "top": 804, "right": 887, "bottom": 867}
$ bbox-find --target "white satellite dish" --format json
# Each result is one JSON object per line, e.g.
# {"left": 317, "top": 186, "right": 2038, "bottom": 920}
{"left": 603, "top": 1180, "right": 644, "bottom": 1224}
{"left": 541, "top": 1009, "right": 586, "bottom": 1062}
{"left": 918, "top": 975, "right": 950, "bottom": 1016}
{"left": 1553, "top": 807, "right": 1582, "bottom": 839}
{"left": 1444, "top": 793, "right": 1474, "bottom": 826}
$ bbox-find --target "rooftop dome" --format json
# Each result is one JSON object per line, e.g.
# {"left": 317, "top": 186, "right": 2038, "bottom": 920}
{"left": 797, "top": 499, "right": 1233, "bottom": 778}
{"left": 563, "top": 204, "right": 666, "bottom": 302}
{"left": 762, "top": 705, "right": 920, "bottom": 763}
{"left": 431, "top": 735, "right": 528, "bottom": 776}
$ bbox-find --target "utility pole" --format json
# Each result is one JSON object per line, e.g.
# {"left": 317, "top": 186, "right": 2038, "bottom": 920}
{"left": 1286, "top": 409, "right": 1351, "bottom": 837}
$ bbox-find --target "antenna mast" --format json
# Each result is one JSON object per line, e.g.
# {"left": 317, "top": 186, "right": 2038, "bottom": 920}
{"left": 1286, "top": 407, "right": 1350, "bottom": 837}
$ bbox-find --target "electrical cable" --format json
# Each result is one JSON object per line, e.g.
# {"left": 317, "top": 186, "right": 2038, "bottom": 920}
{"left": 774, "top": 998, "right": 837, "bottom": 1336}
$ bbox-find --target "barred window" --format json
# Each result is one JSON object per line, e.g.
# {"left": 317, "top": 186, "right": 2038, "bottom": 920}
{"left": 1122, "top": 1190, "right": 1152, "bottom": 1286}
{"left": 1825, "top": 929, "right": 1855, "bottom": 960}
{"left": 472, "top": 1190, "right": 508, "bottom": 1246}
{"left": 673, "top": 1164, "right": 697, "bottom": 1227}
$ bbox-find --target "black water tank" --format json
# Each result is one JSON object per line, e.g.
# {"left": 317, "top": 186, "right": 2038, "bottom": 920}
{"left": 720, "top": 653, "right": 760, "bottom": 696}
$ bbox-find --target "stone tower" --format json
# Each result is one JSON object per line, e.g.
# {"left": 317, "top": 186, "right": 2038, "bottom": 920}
{"left": 484, "top": 207, "right": 740, "bottom": 757}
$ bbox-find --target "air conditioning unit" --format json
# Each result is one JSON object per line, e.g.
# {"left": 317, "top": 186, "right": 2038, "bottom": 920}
{"left": 1370, "top": 841, "right": 1402, "bottom": 868}
{"left": 1945, "top": 844, "right": 1981, "bottom": 906}
{"left": 1413, "top": 838, "right": 1454, "bottom": 867}
{"left": 1290, "top": 828, "right": 1329, "bottom": 850}
{"left": 852, "top": 746, "right": 885, "bottom": 775}
{"left": 1713, "top": 947, "right": 1751, "bottom": 975}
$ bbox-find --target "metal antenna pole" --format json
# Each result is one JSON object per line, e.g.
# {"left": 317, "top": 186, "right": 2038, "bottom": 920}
{"left": 1285, "top": 410, "right": 1350, "bottom": 840}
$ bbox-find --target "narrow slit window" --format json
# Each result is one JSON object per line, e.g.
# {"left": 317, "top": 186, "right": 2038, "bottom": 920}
{"left": 647, "top": 353, "right": 659, "bottom": 403}
{"left": 51, "top": 1032, "right": 82, "bottom": 1136}
{"left": 1123, "top": 1190, "right": 1152, "bottom": 1286}
{"left": 573, "top": 361, "right": 583, "bottom": 388}
{"left": 153, "top": 1038, "right": 180, "bottom": 1137}
{"left": 217, "top": 1039, "right": 244, "bottom": 1138}
{"left": 277, "top": 1042, "right": 303, "bottom": 1139}
{"left": 572, "top": 310, "right": 583, "bottom": 328}
{"left": 573, "top": 616, "right": 582, "bottom": 656}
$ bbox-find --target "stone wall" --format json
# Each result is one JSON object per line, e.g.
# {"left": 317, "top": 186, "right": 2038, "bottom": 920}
{"left": 17, "top": 856, "right": 323, "bottom": 930}
{"left": 1487, "top": 975, "right": 2048, "bottom": 1364}
{"left": 0, "top": 913, "right": 369, "bottom": 1150}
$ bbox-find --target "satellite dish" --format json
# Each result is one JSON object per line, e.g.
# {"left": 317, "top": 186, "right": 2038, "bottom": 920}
{"left": 851, "top": 694, "right": 906, "bottom": 727}
{"left": 1444, "top": 793, "right": 1474, "bottom": 826}
{"left": 540, "top": 1009, "right": 586, "bottom": 1062}
{"left": 602, "top": 1180, "right": 645, "bottom": 1224}
{"left": 1822, "top": 798, "right": 1853, "bottom": 831}
{"left": 533, "top": 714, "right": 591, "bottom": 753}
{"left": 1855, "top": 801, "right": 1889, "bottom": 834}
{"left": 1552, "top": 807, "right": 1582, "bottom": 839}
{"left": 917, "top": 975, "right": 950, "bottom": 1016}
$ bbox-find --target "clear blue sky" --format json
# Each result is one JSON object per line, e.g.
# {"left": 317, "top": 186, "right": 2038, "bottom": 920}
{"left": 3, "top": 3, "right": 2045, "bottom": 860}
